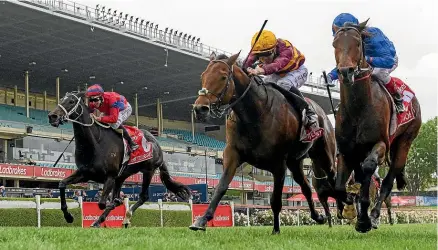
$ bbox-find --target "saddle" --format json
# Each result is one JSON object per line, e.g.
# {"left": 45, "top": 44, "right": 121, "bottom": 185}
{"left": 256, "top": 77, "right": 317, "bottom": 159}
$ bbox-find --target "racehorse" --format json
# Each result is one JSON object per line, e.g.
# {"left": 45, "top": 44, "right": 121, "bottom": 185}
{"left": 48, "top": 92, "right": 191, "bottom": 227}
{"left": 331, "top": 20, "right": 421, "bottom": 232}
{"left": 190, "top": 53, "right": 337, "bottom": 234}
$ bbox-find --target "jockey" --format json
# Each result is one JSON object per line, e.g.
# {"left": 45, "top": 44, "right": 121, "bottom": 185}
{"left": 326, "top": 13, "right": 405, "bottom": 113}
{"left": 85, "top": 84, "right": 139, "bottom": 151}
{"left": 243, "top": 30, "right": 320, "bottom": 137}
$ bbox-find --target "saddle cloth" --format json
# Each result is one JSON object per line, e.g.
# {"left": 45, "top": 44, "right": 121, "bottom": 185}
{"left": 377, "top": 77, "right": 416, "bottom": 144}
{"left": 121, "top": 125, "right": 153, "bottom": 165}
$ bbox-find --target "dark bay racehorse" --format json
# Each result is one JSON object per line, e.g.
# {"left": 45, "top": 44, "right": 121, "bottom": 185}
{"left": 190, "top": 53, "right": 337, "bottom": 234}
{"left": 332, "top": 20, "right": 421, "bottom": 232}
{"left": 48, "top": 92, "right": 190, "bottom": 227}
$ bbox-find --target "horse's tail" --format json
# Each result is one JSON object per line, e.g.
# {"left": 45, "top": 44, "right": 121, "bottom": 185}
{"left": 159, "top": 162, "right": 191, "bottom": 201}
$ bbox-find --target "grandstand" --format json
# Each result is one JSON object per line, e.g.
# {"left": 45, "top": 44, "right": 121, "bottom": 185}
{"left": 0, "top": 0, "right": 337, "bottom": 205}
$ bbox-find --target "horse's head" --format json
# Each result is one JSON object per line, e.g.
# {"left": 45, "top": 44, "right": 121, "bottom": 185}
{"left": 332, "top": 18, "right": 370, "bottom": 85}
{"left": 48, "top": 91, "right": 86, "bottom": 127}
{"left": 192, "top": 52, "right": 241, "bottom": 121}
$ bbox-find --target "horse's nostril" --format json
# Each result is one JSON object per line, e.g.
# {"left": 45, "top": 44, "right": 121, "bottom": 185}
{"left": 198, "top": 106, "right": 209, "bottom": 113}
{"left": 48, "top": 114, "right": 58, "bottom": 121}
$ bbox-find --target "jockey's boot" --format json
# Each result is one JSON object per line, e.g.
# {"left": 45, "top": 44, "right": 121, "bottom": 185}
{"left": 120, "top": 125, "right": 139, "bottom": 152}
{"left": 289, "top": 86, "right": 319, "bottom": 130}
{"left": 385, "top": 77, "right": 405, "bottom": 114}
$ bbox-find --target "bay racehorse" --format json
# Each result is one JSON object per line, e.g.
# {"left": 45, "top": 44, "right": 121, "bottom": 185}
{"left": 48, "top": 92, "right": 191, "bottom": 227}
{"left": 190, "top": 53, "right": 337, "bottom": 234}
{"left": 332, "top": 20, "right": 421, "bottom": 232}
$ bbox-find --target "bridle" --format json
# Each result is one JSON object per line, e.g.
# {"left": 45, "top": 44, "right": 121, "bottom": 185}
{"left": 334, "top": 26, "right": 372, "bottom": 85}
{"left": 197, "top": 59, "right": 253, "bottom": 118}
{"left": 57, "top": 92, "right": 109, "bottom": 128}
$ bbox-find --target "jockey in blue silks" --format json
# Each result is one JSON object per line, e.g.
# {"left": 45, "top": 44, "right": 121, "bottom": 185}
{"left": 326, "top": 13, "right": 405, "bottom": 114}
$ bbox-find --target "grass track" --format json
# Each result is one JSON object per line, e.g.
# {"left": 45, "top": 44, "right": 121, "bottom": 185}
{"left": 0, "top": 224, "right": 436, "bottom": 250}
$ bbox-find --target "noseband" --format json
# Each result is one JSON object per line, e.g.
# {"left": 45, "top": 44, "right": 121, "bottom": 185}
{"left": 197, "top": 60, "right": 253, "bottom": 118}
{"left": 334, "top": 26, "right": 372, "bottom": 84}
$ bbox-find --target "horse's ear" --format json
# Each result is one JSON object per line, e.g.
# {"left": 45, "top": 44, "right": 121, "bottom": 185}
{"left": 209, "top": 52, "right": 216, "bottom": 61}
{"left": 358, "top": 18, "right": 369, "bottom": 32}
{"left": 227, "top": 51, "right": 241, "bottom": 66}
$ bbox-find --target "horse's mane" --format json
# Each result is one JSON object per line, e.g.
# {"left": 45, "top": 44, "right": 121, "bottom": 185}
{"left": 215, "top": 54, "right": 244, "bottom": 68}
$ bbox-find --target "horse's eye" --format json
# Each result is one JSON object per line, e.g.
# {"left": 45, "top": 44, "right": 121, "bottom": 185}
{"left": 69, "top": 99, "right": 75, "bottom": 104}
{"left": 222, "top": 76, "right": 227, "bottom": 81}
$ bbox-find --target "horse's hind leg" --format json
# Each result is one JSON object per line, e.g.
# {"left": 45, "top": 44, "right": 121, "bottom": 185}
{"left": 91, "top": 176, "right": 128, "bottom": 228}
{"left": 287, "top": 158, "right": 324, "bottom": 224}
{"left": 123, "top": 170, "right": 154, "bottom": 228}
{"left": 270, "top": 164, "right": 286, "bottom": 235}
{"left": 59, "top": 170, "right": 88, "bottom": 223}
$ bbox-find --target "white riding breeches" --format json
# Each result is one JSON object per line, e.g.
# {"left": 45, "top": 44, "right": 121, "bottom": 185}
{"left": 263, "top": 64, "right": 309, "bottom": 91}
{"left": 372, "top": 55, "right": 398, "bottom": 85}
{"left": 110, "top": 103, "right": 132, "bottom": 129}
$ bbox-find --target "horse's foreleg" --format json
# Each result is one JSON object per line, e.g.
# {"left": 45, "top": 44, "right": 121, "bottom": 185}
{"left": 356, "top": 141, "right": 386, "bottom": 233}
{"left": 271, "top": 165, "right": 286, "bottom": 234}
{"left": 288, "top": 159, "right": 324, "bottom": 224}
{"left": 189, "top": 147, "right": 240, "bottom": 231}
{"left": 59, "top": 170, "right": 88, "bottom": 223}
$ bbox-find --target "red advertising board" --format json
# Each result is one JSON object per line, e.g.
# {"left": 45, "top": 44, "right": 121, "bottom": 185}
{"left": 81, "top": 202, "right": 126, "bottom": 228}
{"left": 191, "top": 204, "right": 233, "bottom": 227}
{"left": 399, "top": 196, "right": 417, "bottom": 206}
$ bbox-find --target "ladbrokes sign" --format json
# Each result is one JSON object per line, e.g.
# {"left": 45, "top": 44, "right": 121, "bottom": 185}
{"left": 192, "top": 204, "right": 233, "bottom": 227}
{"left": 81, "top": 202, "right": 126, "bottom": 228}
{"left": 0, "top": 165, "right": 29, "bottom": 176}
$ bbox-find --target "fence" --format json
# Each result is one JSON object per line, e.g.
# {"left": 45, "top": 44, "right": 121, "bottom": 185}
{"left": 0, "top": 197, "right": 436, "bottom": 228}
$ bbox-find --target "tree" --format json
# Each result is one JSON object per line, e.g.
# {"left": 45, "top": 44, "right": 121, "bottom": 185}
{"left": 404, "top": 117, "right": 437, "bottom": 195}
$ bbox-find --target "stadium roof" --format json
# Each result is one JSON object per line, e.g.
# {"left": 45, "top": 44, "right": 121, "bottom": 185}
{"left": 0, "top": 0, "right": 339, "bottom": 124}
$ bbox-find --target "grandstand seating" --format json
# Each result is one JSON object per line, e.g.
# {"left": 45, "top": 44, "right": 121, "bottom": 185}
{"left": 0, "top": 104, "right": 73, "bottom": 133}
{"left": 164, "top": 128, "right": 226, "bottom": 149}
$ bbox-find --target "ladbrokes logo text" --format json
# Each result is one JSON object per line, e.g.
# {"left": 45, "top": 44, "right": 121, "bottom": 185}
{"left": 40, "top": 169, "right": 67, "bottom": 178}
{"left": 0, "top": 165, "right": 27, "bottom": 176}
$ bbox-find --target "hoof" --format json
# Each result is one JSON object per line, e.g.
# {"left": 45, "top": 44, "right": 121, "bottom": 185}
{"left": 90, "top": 222, "right": 101, "bottom": 228}
{"left": 98, "top": 202, "right": 106, "bottom": 210}
{"left": 313, "top": 214, "right": 326, "bottom": 225}
{"left": 271, "top": 229, "right": 280, "bottom": 235}
{"left": 396, "top": 175, "right": 407, "bottom": 191}
{"left": 355, "top": 218, "right": 372, "bottom": 233}
{"left": 64, "top": 212, "right": 74, "bottom": 223}
{"left": 113, "top": 198, "right": 123, "bottom": 206}
{"left": 189, "top": 224, "right": 206, "bottom": 231}
{"left": 123, "top": 223, "right": 129, "bottom": 229}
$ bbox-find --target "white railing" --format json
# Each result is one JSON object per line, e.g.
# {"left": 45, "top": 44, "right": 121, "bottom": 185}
{"left": 20, "top": 0, "right": 232, "bottom": 58}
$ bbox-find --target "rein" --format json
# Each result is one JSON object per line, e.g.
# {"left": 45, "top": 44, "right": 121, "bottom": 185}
{"left": 198, "top": 60, "right": 254, "bottom": 118}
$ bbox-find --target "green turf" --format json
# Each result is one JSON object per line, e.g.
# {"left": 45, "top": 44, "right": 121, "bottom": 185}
{"left": 0, "top": 224, "right": 435, "bottom": 250}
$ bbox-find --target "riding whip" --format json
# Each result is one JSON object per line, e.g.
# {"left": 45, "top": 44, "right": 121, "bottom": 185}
{"left": 322, "top": 71, "right": 337, "bottom": 117}
{"left": 52, "top": 136, "right": 75, "bottom": 168}
{"left": 241, "top": 19, "right": 268, "bottom": 70}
